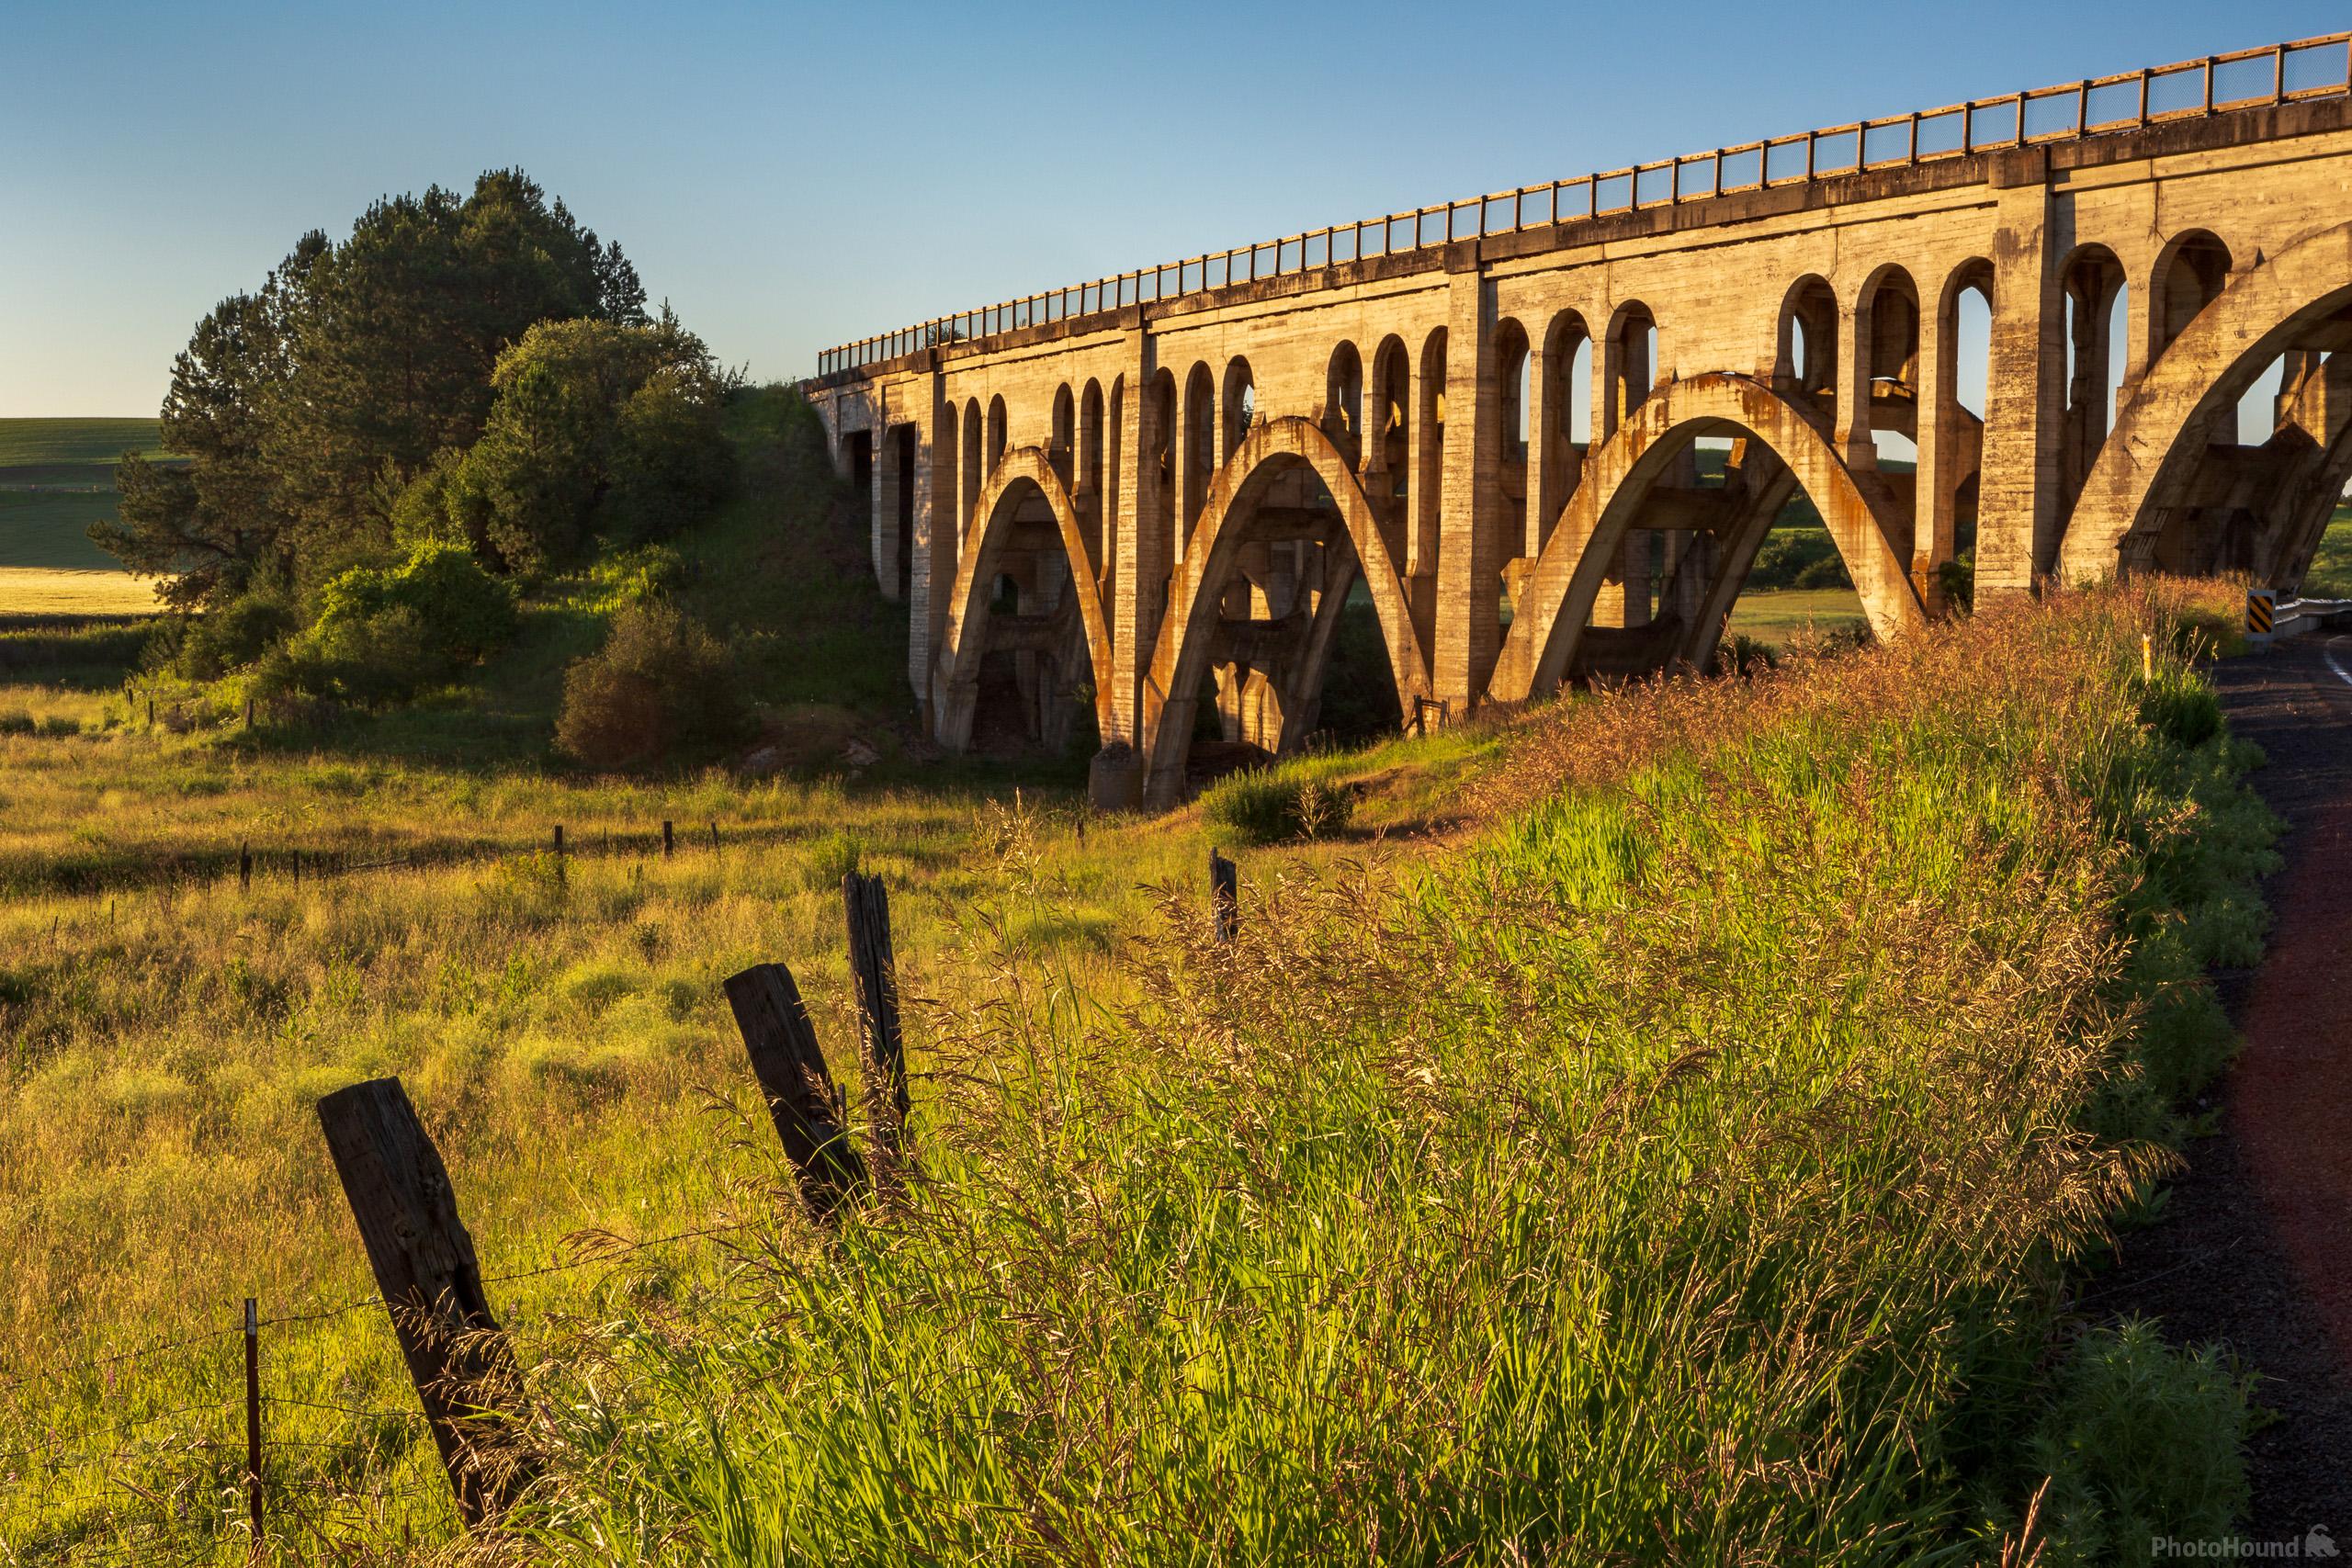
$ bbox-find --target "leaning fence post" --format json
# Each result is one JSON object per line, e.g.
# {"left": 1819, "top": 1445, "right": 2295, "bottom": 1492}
{"left": 723, "top": 964, "right": 864, "bottom": 1218}
{"left": 842, "top": 873, "right": 910, "bottom": 1182}
{"left": 315, "top": 1077, "right": 534, "bottom": 1526}
{"left": 1209, "top": 848, "right": 1239, "bottom": 944}
{"left": 243, "top": 1297, "right": 263, "bottom": 1546}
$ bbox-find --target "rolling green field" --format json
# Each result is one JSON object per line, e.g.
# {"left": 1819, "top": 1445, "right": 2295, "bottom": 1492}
{"left": 0, "top": 417, "right": 173, "bottom": 575}
{"left": 0, "top": 416, "right": 171, "bottom": 468}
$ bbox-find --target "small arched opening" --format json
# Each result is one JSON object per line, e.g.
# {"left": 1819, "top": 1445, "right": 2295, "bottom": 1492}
{"left": 2153, "top": 231, "right": 2233, "bottom": 360}
{"left": 1324, "top": 342, "right": 1364, "bottom": 468}
{"left": 1182, "top": 363, "right": 1216, "bottom": 536}
{"left": 1078, "top": 379, "right": 1105, "bottom": 558}
{"left": 1534, "top": 310, "right": 1593, "bottom": 553}
{"left": 2059, "top": 243, "right": 2130, "bottom": 509}
{"left": 1495, "top": 317, "right": 1532, "bottom": 571}
{"left": 1222, "top": 356, "right": 1257, "bottom": 462}
{"left": 959, "top": 400, "right": 983, "bottom": 538}
{"left": 1049, "top": 384, "right": 1076, "bottom": 491}
{"left": 1774, "top": 276, "right": 1838, "bottom": 419}
{"left": 1367, "top": 334, "right": 1411, "bottom": 564}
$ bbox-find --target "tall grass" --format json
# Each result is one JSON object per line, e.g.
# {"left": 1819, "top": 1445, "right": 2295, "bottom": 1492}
{"left": 516, "top": 583, "right": 2272, "bottom": 1564}
{"left": 0, "top": 682, "right": 1488, "bottom": 1562}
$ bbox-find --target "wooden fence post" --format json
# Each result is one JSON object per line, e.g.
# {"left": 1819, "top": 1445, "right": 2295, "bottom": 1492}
{"left": 243, "top": 1297, "right": 263, "bottom": 1545}
{"left": 842, "top": 873, "right": 910, "bottom": 1182}
{"left": 315, "top": 1077, "right": 534, "bottom": 1526}
{"left": 1209, "top": 848, "right": 1239, "bottom": 944}
{"left": 239, "top": 841, "right": 253, "bottom": 894}
{"left": 722, "top": 964, "right": 864, "bottom": 1217}
{"left": 662, "top": 819, "right": 674, "bottom": 859}
{"left": 552, "top": 825, "right": 565, "bottom": 885}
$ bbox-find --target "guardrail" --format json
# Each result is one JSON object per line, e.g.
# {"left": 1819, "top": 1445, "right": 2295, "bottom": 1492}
{"left": 2247, "top": 589, "right": 2352, "bottom": 644}
{"left": 815, "top": 32, "right": 2352, "bottom": 378}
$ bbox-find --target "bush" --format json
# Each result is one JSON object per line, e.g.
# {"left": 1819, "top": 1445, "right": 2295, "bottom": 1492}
{"left": 1200, "top": 762, "right": 1354, "bottom": 844}
{"left": 1747, "top": 523, "right": 1851, "bottom": 591}
{"left": 172, "top": 589, "right": 297, "bottom": 679}
{"left": 555, "top": 603, "right": 749, "bottom": 770}
{"left": 1715, "top": 633, "right": 1778, "bottom": 678}
{"left": 293, "top": 542, "right": 519, "bottom": 705}
{"left": 2016, "top": 1320, "right": 2253, "bottom": 1562}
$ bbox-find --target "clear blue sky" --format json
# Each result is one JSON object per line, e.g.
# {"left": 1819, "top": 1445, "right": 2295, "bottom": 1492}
{"left": 3, "top": 0, "right": 2340, "bottom": 417}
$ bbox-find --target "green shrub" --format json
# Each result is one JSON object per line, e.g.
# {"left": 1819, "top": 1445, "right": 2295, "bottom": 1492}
{"left": 1715, "top": 633, "right": 1778, "bottom": 677}
{"left": 555, "top": 603, "right": 749, "bottom": 770}
{"left": 1936, "top": 554, "right": 1975, "bottom": 613}
{"left": 1200, "top": 762, "right": 1353, "bottom": 844}
{"left": 2014, "top": 1320, "right": 2253, "bottom": 1563}
{"left": 1747, "top": 523, "right": 1850, "bottom": 591}
{"left": 292, "top": 542, "right": 519, "bottom": 705}
{"left": 171, "top": 589, "right": 296, "bottom": 679}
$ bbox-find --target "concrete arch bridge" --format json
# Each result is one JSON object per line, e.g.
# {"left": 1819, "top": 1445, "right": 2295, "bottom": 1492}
{"left": 806, "top": 34, "right": 2352, "bottom": 807}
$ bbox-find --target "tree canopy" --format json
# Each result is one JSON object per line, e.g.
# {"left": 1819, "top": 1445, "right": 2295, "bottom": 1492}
{"left": 97, "top": 169, "right": 651, "bottom": 604}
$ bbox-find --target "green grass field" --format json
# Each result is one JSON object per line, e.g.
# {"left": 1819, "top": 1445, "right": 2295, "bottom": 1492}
{"left": 0, "top": 416, "right": 170, "bottom": 468}
{"left": 0, "top": 417, "right": 173, "bottom": 576}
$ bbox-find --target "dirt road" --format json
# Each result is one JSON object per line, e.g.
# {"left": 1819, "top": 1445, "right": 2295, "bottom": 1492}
{"left": 2099, "top": 632, "right": 2352, "bottom": 1525}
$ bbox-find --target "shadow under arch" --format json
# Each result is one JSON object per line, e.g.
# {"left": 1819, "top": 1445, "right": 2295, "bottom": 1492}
{"left": 1139, "top": 416, "right": 1434, "bottom": 807}
{"left": 1490, "top": 372, "right": 1925, "bottom": 702}
{"left": 2059, "top": 219, "right": 2352, "bottom": 583}
{"left": 932, "top": 446, "right": 1115, "bottom": 750}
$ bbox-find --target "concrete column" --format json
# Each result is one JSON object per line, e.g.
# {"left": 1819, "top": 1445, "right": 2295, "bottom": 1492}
{"left": 907, "top": 378, "right": 949, "bottom": 711}
{"left": 1975, "top": 152, "right": 2060, "bottom": 598}
{"left": 1107, "top": 330, "right": 1161, "bottom": 750}
{"left": 873, "top": 423, "right": 904, "bottom": 603}
{"left": 1406, "top": 351, "right": 1440, "bottom": 577}
{"left": 1435, "top": 265, "right": 1501, "bottom": 705}
{"left": 1913, "top": 299, "right": 1956, "bottom": 611}
{"left": 1834, "top": 293, "right": 1876, "bottom": 468}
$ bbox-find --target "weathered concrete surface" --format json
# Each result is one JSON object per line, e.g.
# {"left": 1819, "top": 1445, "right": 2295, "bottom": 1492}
{"left": 808, "top": 47, "right": 2352, "bottom": 805}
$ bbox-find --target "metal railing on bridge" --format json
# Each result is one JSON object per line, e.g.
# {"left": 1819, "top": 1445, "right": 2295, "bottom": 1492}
{"left": 814, "top": 32, "right": 2352, "bottom": 378}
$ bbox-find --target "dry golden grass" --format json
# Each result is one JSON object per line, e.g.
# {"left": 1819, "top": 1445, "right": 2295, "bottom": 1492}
{"left": 0, "top": 568, "right": 163, "bottom": 618}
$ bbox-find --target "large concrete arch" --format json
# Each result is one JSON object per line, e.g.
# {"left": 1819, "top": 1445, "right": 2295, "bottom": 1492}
{"left": 1140, "top": 416, "right": 1434, "bottom": 807}
{"left": 932, "top": 446, "right": 1115, "bottom": 750}
{"left": 1491, "top": 372, "right": 1925, "bottom": 701}
{"left": 2059, "top": 219, "right": 2352, "bottom": 583}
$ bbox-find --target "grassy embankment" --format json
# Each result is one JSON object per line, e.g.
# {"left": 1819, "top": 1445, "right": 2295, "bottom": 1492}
{"left": 1, "top": 566, "right": 2273, "bottom": 1561}
{"left": 508, "top": 581, "right": 2273, "bottom": 1564}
